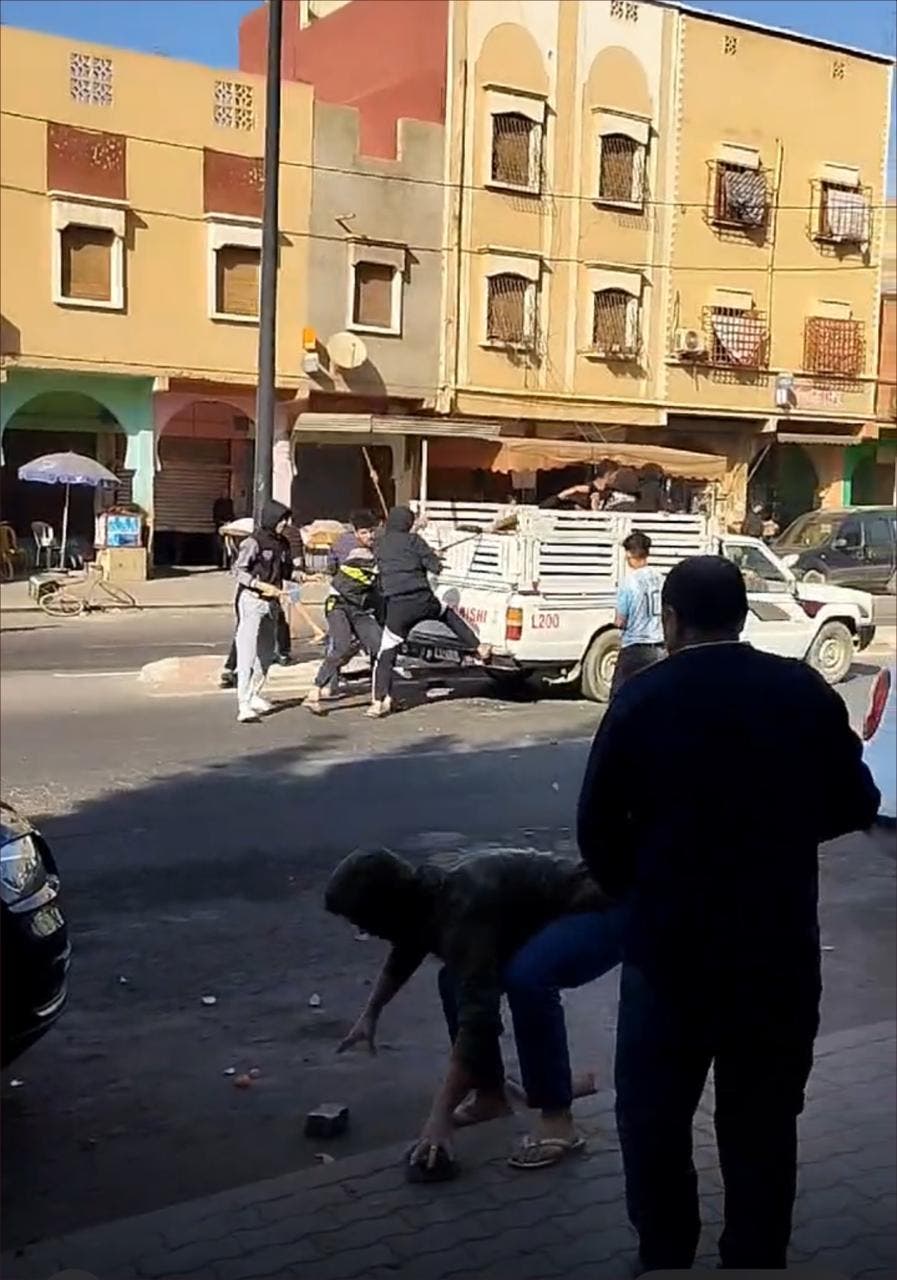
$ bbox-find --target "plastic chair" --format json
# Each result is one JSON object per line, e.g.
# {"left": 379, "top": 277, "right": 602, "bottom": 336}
{"left": 31, "top": 521, "right": 59, "bottom": 570}
{"left": 0, "top": 523, "right": 21, "bottom": 581}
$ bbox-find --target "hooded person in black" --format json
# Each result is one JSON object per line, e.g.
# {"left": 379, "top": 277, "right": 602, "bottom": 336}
{"left": 231, "top": 499, "right": 292, "bottom": 722}
{"left": 369, "top": 506, "right": 490, "bottom": 717}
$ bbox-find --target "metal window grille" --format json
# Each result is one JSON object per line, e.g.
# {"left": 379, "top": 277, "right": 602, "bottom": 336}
{"left": 804, "top": 316, "right": 865, "bottom": 377}
{"left": 491, "top": 112, "right": 540, "bottom": 190}
{"left": 817, "top": 182, "right": 871, "bottom": 243}
{"left": 69, "top": 53, "right": 113, "bottom": 106}
{"left": 611, "top": 0, "right": 639, "bottom": 19}
{"left": 487, "top": 274, "right": 532, "bottom": 345}
{"left": 598, "top": 135, "right": 644, "bottom": 204}
{"left": 713, "top": 162, "right": 768, "bottom": 227}
{"left": 593, "top": 289, "right": 639, "bottom": 356}
{"left": 214, "top": 80, "right": 255, "bottom": 131}
{"left": 706, "top": 307, "right": 769, "bottom": 368}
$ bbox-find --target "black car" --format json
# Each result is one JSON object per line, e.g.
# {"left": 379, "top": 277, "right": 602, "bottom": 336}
{"left": 775, "top": 506, "right": 896, "bottom": 593}
{"left": 1, "top": 802, "right": 70, "bottom": 1066}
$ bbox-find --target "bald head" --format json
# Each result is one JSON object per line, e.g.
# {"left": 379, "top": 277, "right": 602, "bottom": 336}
{"left": 661, "top": 556, "right": 748, "bottom": 653}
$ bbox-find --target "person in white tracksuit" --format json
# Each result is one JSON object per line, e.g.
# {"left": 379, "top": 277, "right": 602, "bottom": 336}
{"left": 232, "top": 500, "right": 292, "bottom": 723}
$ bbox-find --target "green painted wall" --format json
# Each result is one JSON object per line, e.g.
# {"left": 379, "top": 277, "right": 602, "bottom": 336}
{"left": 1, "top": 369, "right": 155, "bottom": 512}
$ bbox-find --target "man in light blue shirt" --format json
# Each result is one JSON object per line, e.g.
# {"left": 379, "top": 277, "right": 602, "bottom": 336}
{"left": 611, "top": 531, "right": 666, "bottom": 699}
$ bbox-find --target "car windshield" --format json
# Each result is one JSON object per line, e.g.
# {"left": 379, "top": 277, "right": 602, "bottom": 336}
{"left": 779, "top": 514, "right": 838, "bottom": 549}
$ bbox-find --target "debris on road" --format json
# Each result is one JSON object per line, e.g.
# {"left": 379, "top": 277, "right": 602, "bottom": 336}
{"left": 222, "top": 1067, "right": 236, "bottom": 1077}
{"left": 426, "top": 686, "right": 451, "bottom": 700}
{"left": 9, "top": 1079, "right": 24, "bottom": 1089}
{"left": 551, "top": 782, "right": 560, "bottom": 792}
{"left": 354, "top": 931, "right": 370, "bottom": 942}
{"left": 200, "top": 995, "right": 218, "bottom": 1006}
{"left": 314, "top": 1152, "right": 335, "bottom": 1164}
{"left": 248, "top": 1067, "right": 262, "bottom": 1079}
{"left": 117, "top": 975, "right": 129, "bottom": 986}
{"left": 233, "top": 1074, "right": 253, "bottom": 1090}
{"left": 305, "top": 1103, "right": 349, "bottom": 1138}
{"left": 308, "top": 993, "right": 322, "bottom": 1008}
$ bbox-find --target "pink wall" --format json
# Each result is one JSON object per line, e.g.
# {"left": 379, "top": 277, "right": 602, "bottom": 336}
{"left": 239, "top": 0, "right": 448, "bottom": 160}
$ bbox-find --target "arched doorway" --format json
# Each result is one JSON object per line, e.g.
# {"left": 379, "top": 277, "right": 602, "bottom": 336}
{"left": 749, "top": 442, "right": 819, "bottom": 532}
{"left": 0, "top": 392, "right": 128, "bottom": 565}
{"left": 153, "top": 400, "right": 254, "bottom": 566}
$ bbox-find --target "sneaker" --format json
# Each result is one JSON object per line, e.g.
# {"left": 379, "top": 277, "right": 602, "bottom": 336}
{"left": 237, "top": 705, "right": 260, "bottom": 723}
{"left": 219, "top": 670, "right": 236, "bottom": 689}
{"left": 250, "top": 695, "right": 273, "bottom": 715}
{"left": 365, "top": 696, "right": 393, "bottom": 719}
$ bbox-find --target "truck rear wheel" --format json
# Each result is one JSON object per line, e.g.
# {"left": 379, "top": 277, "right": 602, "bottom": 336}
{"left": 806, "top": 620, "right": 853, "bottom": 685}
{"left": 580, "top": 631, "right": 620, "bottom": 703}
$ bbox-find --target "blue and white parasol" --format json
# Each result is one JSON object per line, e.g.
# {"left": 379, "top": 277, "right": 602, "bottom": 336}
{"left": 17, "top": 452, "right": 118, "bottom": 567}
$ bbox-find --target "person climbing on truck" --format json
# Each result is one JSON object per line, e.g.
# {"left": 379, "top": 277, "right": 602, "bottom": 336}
{"left": 369, "top": 506, "right": 491, "bottom": 718}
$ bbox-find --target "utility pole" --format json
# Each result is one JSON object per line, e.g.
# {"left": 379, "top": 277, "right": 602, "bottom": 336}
{"left": 253, "top": 0, "right": 283, "bottom": 518}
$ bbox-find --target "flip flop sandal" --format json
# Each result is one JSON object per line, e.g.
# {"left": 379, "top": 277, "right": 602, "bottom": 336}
{"left": 507, "top": 1135, "right": 586, "bottom": 1170}
{"left": 404, "top": 1143, "right": 460, "bottom": 1184}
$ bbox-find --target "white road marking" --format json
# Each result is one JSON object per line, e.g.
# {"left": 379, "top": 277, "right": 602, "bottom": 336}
{"left": 51, "top": 670, "right": 140, "bottom": 679}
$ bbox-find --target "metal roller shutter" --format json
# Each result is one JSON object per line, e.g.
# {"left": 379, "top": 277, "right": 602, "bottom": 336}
{"left": 154, "top": 437, "right": 233, "bottom": 534}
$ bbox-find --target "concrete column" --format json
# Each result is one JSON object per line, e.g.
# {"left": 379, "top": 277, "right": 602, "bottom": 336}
{"left": 807, "top": 445, "right": 847, "bottom": 509}
{"left": 272, "top": 406, "right": 292, "bottom": 507}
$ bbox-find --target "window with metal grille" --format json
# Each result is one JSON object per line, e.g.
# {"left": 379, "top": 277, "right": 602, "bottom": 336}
{"left": 713, "top": 162, "right": 767, "bottom": 227}
{"left": 215, "top": 245, "right": 260, "bottom": 317}
{"left": 487, "top": 273, "right": 534, "bottom": 345}
{"left": 214, "top": 80, "right": 255, "bottom": 131}
{"left": 60, "top": 225, "right": 114, "bottom": 302}
{"left": 352, "top": 262, "right": 397, "bottom": 331}
{"left": 593, "top": 289, "right": 639, "bottom": 356}
{"left": 70, "top": 52, "right": 113, "bottom": 106}
{"left": 707, "top": 307, "right": 768, "bottom": 367}
{"left": 804, "top": 316, "right": 864, "bottom": 377}
{"left": 491, "top": 112, "right": 541, "bottom": 191}
{"left": 598, "top": 134, "right": 645, "bottom": 205}
{"left": 818, "top": 182, "right": 870, "bottom": 243}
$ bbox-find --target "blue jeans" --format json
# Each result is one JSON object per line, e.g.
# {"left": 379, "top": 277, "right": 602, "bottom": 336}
{"left": 615, "top": 962, "right": 818, "bottom": 1270}
{"left": 438, "top": 907, "right": 626, "bottom": 1112}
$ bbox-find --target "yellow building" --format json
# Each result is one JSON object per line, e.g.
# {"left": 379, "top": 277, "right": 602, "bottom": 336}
{"left": 435, "top": 0, "right": 892, "bottom": 523}
{"left": 0, "top": 26, "right": 312, "bottom": 562}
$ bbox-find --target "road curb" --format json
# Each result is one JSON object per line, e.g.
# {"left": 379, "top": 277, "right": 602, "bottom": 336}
{"left": 138, "top": 653, "right": 320, "bottom": 696}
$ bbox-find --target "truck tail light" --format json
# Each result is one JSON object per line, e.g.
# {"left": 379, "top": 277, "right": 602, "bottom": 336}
{"left": 799, "top": 599, "right": 823, "bottom": 618}
{"left": 505, "top": 607, "right": 523, "bottom": 642}
{"left": 863, "top": 667, "right": 891, "bottom": 741}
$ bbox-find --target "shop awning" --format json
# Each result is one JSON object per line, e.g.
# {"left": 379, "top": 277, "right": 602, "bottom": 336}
{"left": 292, "top": 413, "right": 502, "bottom": 439}
{"left": 776, "top": 432, "right": 863, "bottom": 447}
{"left": 426, "top": 437, "right": 728, "bottom": 481}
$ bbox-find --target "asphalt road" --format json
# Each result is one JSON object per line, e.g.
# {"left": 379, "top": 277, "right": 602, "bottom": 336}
{"left": 0, "top": 636, "right": 894, "bottom": 1249}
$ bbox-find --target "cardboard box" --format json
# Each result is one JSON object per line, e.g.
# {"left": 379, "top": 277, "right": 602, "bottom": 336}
{"left": 97, "top": 546, "right": 147, "bottom": 583}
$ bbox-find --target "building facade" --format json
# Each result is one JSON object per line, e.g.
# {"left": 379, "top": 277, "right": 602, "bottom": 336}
{"left": 240, "top": 0, "right": 892, "bottom": 524}
{"left": 0, "top": 26, "right": 312, "bottom": 564}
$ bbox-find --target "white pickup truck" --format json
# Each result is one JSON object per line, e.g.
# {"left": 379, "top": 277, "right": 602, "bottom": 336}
{"left": 407, "top": 502, "right": 876, "bottom": 702}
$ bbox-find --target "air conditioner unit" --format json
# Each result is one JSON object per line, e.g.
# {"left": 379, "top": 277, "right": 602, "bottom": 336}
{"left": 675, "top": 328, "right": 707, "bottom": 358}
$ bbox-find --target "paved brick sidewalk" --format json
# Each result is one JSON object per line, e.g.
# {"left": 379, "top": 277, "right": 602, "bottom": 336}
{"left": 4, "top": 1022, "right": 894, "bottom": 1280}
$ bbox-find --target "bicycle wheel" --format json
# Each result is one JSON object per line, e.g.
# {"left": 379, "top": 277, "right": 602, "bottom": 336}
{"left": 40, "top": 587, "right": 85, "bottom": 618}
{"left": 97, "top": 580, "right": 139, "bottom": 610}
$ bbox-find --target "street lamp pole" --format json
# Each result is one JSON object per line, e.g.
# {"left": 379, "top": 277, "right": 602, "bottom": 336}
{"left": 253, "top": 0, "right": 284, "bottom": 519}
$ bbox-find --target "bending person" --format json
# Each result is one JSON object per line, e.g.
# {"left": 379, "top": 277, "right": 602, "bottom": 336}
{"left": 370, "top": 506, "right": 490, "bottom": 718}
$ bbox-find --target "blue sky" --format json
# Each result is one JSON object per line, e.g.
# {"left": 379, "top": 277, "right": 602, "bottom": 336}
{"left": 1, "top": 0, "right": 894, "bottom": 182}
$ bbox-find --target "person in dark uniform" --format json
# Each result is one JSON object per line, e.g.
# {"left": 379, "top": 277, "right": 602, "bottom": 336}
{"left": 369, "top": 506, "right": 489, "bottom": 718}
{"left": 577, "top": 555, "right": 879, "bottom": 1273}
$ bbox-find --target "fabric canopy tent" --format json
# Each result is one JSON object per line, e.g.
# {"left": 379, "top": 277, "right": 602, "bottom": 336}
{"left": 425, "top": 437, "right": 727, "bottom": 481}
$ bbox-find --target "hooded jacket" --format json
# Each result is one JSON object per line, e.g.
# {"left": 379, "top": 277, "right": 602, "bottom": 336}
{"left": 233, "top": 500, "right": 292, "bottom": 593}
{"left": 375, "top": 506, "right": 441, "bottom": 600}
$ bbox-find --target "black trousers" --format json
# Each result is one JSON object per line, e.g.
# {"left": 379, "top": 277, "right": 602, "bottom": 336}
{"left": 615, "top": 962, "right": 818, "bottom": 1270}
{"left": 314, "top": 600, "right": 382, "bottom": 690}
{"left": 610, "top": 643, "right": 665, "bottom": 701}
{"left": 372, "top": 588, "right": 479, "bottom": 702}
{"left": 224, "top": 600, "right": 290, "bottom": 672}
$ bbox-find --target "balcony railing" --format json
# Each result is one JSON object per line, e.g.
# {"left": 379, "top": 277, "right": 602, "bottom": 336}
{"left": 803, "top": 316, "right": 865, "bottom": 378}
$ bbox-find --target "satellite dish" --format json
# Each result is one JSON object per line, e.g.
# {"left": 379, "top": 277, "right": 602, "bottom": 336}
{"left": 327, "top": 331, "right": 368, "bottom": 371}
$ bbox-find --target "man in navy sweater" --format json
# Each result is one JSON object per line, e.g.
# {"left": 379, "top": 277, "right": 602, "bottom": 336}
{"left": 578, "top": 555, "right": 879, "bottom": 1272}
